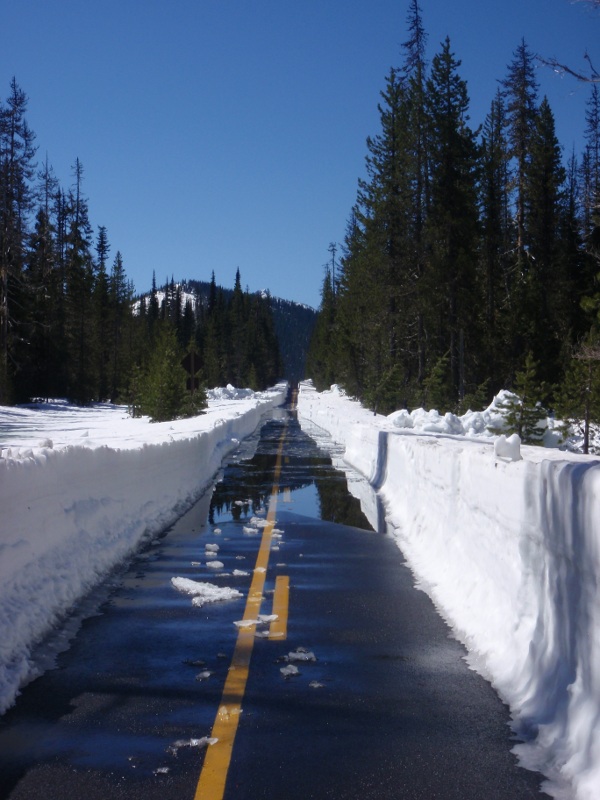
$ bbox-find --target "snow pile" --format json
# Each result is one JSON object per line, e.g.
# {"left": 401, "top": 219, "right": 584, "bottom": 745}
{"left": 297, "top": 381, "right": 600, "bottom": 800}
{"left": 206, "top": 384, "right": 256, "bottom": 401}
{"left": 386, "top": 388, "right": 557, "bottom": 444}
{"left": 0, "top": 383, "right": 286, "bottom": 715}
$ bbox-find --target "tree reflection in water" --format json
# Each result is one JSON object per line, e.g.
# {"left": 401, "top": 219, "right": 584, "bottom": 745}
{"left": 209, "top": 414, "right": 372, "bottom": 531}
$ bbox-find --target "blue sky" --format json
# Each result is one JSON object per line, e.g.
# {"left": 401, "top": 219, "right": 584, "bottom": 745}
{"left": 2, "top": 0, "right": 598, "bottom": 308}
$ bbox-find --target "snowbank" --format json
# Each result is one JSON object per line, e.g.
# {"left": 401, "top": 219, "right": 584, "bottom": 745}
{"left": 297, "top": 382, "right": 600, "bottom": 800}
{"left": 0, "top": 384, "right": 286, "bottom": 715}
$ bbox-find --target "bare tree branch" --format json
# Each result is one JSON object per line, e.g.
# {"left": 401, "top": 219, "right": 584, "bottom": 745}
{"left": 537, "top": 51, "right": 600, "bottom": 83}
{"left": 537, "top": 1, "right": 599, "bottom": 81}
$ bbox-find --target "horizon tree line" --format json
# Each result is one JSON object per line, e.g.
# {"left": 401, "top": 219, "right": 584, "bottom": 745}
{"left": 0, "top": 78, "right": 281, "bottom": 418}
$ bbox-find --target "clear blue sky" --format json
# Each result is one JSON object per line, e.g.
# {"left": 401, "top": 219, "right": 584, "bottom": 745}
{"left": 2, "top": 0, "right": 598, "bottom": 308}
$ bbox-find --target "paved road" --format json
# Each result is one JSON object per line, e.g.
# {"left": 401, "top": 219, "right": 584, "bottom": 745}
{"left": 0, "top": 404, "right": 548, "bottom": 799}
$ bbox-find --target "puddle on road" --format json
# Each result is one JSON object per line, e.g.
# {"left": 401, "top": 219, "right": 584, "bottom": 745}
{"left": 208, "top": 410, "right": 374, "bottom": 532}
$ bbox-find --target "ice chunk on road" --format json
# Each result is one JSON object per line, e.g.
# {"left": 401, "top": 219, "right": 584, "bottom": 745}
{"left": 287, "top": 648, "right": 317, "bottom": 662}
{"left": 171, "top": 577, "right": 242, "bottom": 607}
{"left": 206, "top": 560, "right": 225, "bottom": 570}
{"left": 280, "top": 664, "right": 299, "bottom": 677}
{"left": 167, "top": 737, "right": 218, "bottom": 755}
{"left": 205, "top": 543, "right": 220, "bottom": 552}
{"left": 250, "top": 516, "right": 271, "bottom": 528}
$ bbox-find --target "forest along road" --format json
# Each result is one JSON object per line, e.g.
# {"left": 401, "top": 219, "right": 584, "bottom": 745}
{"left": 0, "top": 395, "right": 548, "bottom": 800}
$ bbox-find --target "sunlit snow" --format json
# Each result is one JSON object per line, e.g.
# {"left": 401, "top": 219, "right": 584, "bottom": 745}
{"left": 0, "top": 383, "right": 286, "bottom": 716}
{"left": 297, "top": 380, "right": 600, "bottom": 800}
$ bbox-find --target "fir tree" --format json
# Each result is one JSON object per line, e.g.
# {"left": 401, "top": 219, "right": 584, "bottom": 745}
{"left": 137, "top": 323, "right": 189, "bottom": 422}
{"left": 493, "top": 352, "right": 549, "bottom": 444}
{"left": 424, "top": 37, "right": 480, "bottom": 402}
{"left": 306, "top": 267, "right": 337, "bottom": 391}
{"left": 556, "top": 335, "right": 600, "bottom": 454}
{"left": 502, "top": 39, "right": 539, "bottom": 266}
{"left": 480, "top": 90, "right": 513, "bottom": 388}
{"left": 0, "top": 79, "right": 37, "bottom": 402}
{"left": 522, "top": 97, "right": 566, "bottom": 384}
{"left": 64, "top": 159, "right": 96, "bottom": 403}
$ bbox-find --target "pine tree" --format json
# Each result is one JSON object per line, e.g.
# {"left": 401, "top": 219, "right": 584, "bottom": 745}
{"left": 227, "top": 268, "right": 247, "bottom": 386}
{"left": 556, "top": 335, "right": 600, "bottom": 454}
{"left": 137, "top": 323, "right": 189, "bottom": 422}
{"left": 424, "top": 37, "right": 480, "bottom": 403}
{"left": 502, "top": 39, "right": 539, "bottom": 266}
{"left": 64, "top": 159, "right": 96, "bottom": 403}
{"left": 93, "top": 226, "right": 111, "bottom": 399}
{"left": 480, "top": 90, "right": 513, "bottom": 388}
{"left": 22, "top": 203, "right": 59, "bottom": 399}
{"left": 0, "top": 79, "right": 37, "bottom": 402}
{"left": 339, "top": 68, "right": 414, "bottom": 410}
{"left": 108, "top": 250, "right": 132, "bottom": 401}
{"left": 522, "top": 97, "right": 566, "bottom": 383}
{"left": 493, "top": 351, "right": 549, "bottom": 444}
{"left": 581, "top": 85, "right": 600, "bottom": 239}
{"left": 402, "top": 0, "right": 429, "bottom": 385}
{"left": 306, "top": 267, "right": 337, "bottom": 391}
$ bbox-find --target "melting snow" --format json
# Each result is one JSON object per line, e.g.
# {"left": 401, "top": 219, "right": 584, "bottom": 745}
{"left": 171, "top": 577, "right": 242, "bottom": 607}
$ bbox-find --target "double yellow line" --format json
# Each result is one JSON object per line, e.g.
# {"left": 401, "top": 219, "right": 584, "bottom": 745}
{"left": 194, "top": 420, "right": 290, "bottom": 800}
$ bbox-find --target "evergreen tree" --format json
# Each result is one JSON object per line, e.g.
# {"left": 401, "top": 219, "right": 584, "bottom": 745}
{"left": 0, "top": 79, "right": 37, "bottom": 402}
{"left": 480, "top": 90, "right": 513, "bottom": 388}
{"left": 493, "top": 351, "right": 549, "bottom": 444}
{"left": 339, "top": 68, "right": 414, "bottom": 410}
{"left": 108, "top": 250, "right": 132, "bottom": 401}
{"left": 581, "top": 85, "right": 600, "bottom": 239}
{"left": 306, "top": 267, "right": 337, "bottom": 391}
{"left": 227, "top": 268, "right": 247, "bottom": 385}
{"left": 424, "top": 37, "right": 480, "bottom": 402}
{"left": 403, "top": 0, "right": 430, "bottom": 385}
{"left": 93, "top": 225, "right": 111, "bottom": 399}
{"left": 64, "top": 159, "right": 96, "bottom": 403}
{"left": 556, "top": 335, "right": 600, "bottom": 454}
{"left": 502, "top": 39, "right": 539, "bottom": 266}
{"left": 137, "top": 323, "right": 193, "bottom": 422}
{"left": 522, "top": 97, "right": 566, "bottom": 383}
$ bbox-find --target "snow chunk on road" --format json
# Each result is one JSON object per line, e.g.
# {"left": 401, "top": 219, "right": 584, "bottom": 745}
{"left": 167, "top": 737, "right": 217, "bottom": 755}
{"left": 286, "top": 648, "right": 317, "bottom": 663}
{"left": 171, "top": 577, "right": 242, "bottom": 607}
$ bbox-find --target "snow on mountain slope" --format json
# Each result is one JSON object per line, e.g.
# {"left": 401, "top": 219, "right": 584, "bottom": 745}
{"left": 0, "top": 383, "right": 286, "bottom": 715}
{"left": 297, "top": 381, "right": 600, "bottom": 800}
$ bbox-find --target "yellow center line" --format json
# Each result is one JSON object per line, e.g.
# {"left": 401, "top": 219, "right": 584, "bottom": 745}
{"left": 194, "top": 422, "right": 288, "bottom": 800}
{"left": 269, "top": 575, "right": 290, "bottom": 640}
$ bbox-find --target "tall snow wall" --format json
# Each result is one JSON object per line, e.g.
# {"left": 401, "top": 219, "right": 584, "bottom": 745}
{"left": 0, "top": 386, "right": 286, "bottom": 715}
{"left": 297, "top": 383, "right": 600, "bottom": 800}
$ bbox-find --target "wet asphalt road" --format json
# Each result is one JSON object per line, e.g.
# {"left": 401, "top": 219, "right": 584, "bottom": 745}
{"left": 0, "top": 405, "right": 548, "bottom": 799}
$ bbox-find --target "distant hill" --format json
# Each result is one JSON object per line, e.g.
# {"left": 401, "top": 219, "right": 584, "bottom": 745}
{"left": 144, "top": 279, "right": 317, "bottom": 385}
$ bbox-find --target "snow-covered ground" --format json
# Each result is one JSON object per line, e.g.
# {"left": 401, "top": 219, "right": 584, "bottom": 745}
{"left": 0, "top": 383, "right": 286, "bottom": 716}
{"left": 296, "top": 382, "right": 600, "bottom": 800}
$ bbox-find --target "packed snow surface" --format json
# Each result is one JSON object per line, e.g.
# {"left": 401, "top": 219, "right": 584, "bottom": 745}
{"left": 0, "top": 383, "right": 286, "bottom": 715}
{"left": 297, "top": 381, "right": 600, "bottom": 800}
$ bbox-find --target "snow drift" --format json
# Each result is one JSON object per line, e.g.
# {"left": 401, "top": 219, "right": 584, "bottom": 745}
{"left": 0, "top": 384, "right": 286, "bottom": 715}
{"left": 297, "top": 382, "right": 600, "bottom": 800}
